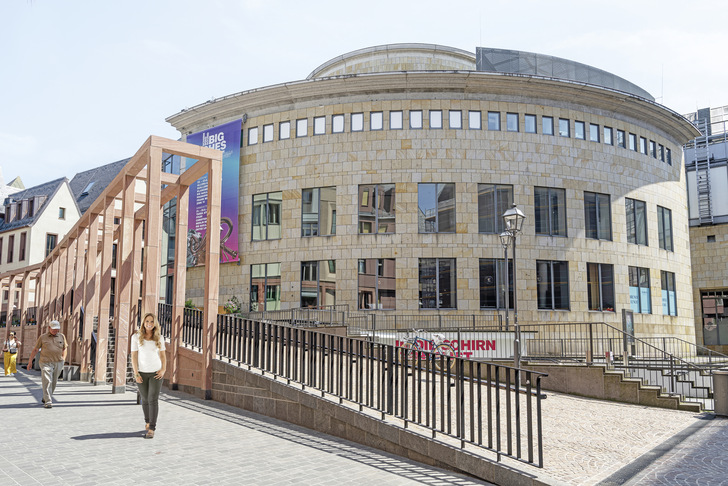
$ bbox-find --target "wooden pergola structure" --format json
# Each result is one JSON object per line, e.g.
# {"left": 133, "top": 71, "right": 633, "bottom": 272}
{"left": 1, "top": 136, "right": 222, "bottom": 397}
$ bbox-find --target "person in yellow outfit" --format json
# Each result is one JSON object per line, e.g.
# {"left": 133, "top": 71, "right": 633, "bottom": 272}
{"left": 3, "top": 331, "right": 22, "bottom": 376}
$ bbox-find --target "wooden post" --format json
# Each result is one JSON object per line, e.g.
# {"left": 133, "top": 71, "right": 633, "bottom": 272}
{"left": 72, "top": 231, "right": 87, "bottom": 366}
{"left": 142, "top": 146, "right": 163, "bottom": 315}
{"left": 94, "top": 197, "right": 115, "bottom": 385}
{"left": 112, "top": 174, "right": 135, "bottom": 394}
{"left": 202, "top": 156, "right": 222, "bottom": 400}
{"left": 170, "top": 183, "right": 189, "bottom": 390}
{"left": 81, "top": 214, "right": 100, "bottom": 381}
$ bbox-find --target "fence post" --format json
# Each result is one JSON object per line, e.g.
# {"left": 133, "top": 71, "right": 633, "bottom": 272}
{"left": 371, "top": 314, "right": 376, "bottom": 343}
{"left": 587, "top": 323, "right": 594, "bottom": 365}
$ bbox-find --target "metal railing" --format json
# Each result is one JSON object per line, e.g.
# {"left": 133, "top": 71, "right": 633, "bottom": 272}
{"left": 215, "top": 314, "right": 547, "bottom": 468}
{"left": 519, "top": 322, "right": 728, "bottom": 410}
{"left": 158, "top": 303, "right": 203, "bottom": 350}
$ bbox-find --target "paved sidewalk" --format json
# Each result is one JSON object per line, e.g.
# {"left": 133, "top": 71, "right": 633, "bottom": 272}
{"left": 3, "top": 368, "right": 728, "bottom": 485}
{"left": 1, "top": 370, "right": 490, "bottom": 485}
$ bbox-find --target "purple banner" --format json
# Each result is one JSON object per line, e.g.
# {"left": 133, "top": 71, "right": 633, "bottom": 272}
{"left": 185, "top": 119, "right": 241, "bottom": 266}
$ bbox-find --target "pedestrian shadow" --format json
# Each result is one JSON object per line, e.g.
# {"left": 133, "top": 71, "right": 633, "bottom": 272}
{"left": 71, "top": 431, "right": 145, "bottom": 440}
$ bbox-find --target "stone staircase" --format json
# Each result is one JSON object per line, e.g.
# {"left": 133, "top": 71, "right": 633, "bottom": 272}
{"left": 522, "top": 362, "right": 702, "bottom": 412}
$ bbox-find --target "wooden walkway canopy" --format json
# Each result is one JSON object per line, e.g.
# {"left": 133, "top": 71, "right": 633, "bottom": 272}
{"left": 1, "top": 136, "right": 222, "bottom": 397}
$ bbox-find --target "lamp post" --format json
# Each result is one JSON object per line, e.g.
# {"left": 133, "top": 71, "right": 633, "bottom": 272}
{"left": 502, "top": 204, "right": 526, "bottom": 369}
{"left": 499, "top": 230, "right": 512, "bottom": 332}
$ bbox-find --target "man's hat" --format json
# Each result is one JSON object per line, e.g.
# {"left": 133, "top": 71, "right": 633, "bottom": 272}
{"left": 49, "top": 320, "right": 61, "bottom": 330}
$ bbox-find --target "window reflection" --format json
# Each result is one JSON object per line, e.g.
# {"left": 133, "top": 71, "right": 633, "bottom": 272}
{"left": 358, "top": 258, "right": 396, "bottom": 310}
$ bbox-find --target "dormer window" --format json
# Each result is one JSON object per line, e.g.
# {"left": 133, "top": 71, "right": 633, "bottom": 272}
{"left": 81, "top": 181, "right": 94, "bottom": 196}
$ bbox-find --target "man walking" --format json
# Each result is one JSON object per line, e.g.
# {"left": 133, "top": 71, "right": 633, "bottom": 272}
{"left": 27, "top": 320, "right": 67, "bottom": 408}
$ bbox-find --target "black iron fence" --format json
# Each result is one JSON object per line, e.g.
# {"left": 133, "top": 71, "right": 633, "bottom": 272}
{"left": 215, "top": 314, "right": 547, "bottom": 468}
{"left": 519, "top": 322, "right": 728, "bottom": 410}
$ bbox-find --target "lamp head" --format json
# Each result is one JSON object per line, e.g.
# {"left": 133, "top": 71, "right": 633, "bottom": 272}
{"left": 503, "top": 203, "right": 526, "bottom": 235}
{"left": 499, "top": 230, "right": 512, "bottom": 249}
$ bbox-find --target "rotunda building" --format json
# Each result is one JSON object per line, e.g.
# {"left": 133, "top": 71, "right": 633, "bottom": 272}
{"left": 167, "top": 44, "right": 700, "bottom": 341}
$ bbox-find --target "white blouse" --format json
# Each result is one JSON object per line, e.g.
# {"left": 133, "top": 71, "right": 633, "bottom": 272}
{"left": 131, "top": 334, "right": 165, "bottom": 373}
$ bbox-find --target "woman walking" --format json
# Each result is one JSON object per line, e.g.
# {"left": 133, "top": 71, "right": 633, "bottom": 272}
{"left": 3, "top": 331, "right": 21, "bottom": 376}
{"left": 131, "top": 313, "right": 166, "bottom": 439}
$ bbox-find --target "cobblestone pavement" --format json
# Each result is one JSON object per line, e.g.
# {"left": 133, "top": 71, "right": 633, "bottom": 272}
{"left": 3, "top": 368, "right": 727, "bottom": 485}
{"left": 0, "top": 370, "right": 491, "bottom": 486}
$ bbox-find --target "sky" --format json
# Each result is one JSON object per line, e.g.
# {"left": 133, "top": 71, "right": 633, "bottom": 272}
{"left": 1, "top": 0, "right": 727, "bottom": 189}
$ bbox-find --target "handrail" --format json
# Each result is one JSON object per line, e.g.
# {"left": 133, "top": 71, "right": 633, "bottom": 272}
{"left": 214, "top": 314, "right": 548, "bottom": 468}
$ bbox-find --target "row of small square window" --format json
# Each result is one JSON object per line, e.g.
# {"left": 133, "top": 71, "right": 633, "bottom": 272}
{"left": 246, "top": 111, "right": 671, "bottom": 164}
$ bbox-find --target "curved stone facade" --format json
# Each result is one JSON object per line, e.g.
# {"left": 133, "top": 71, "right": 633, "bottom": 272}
{"left": 168, "top": 45, "right": 700, "bottom": 341}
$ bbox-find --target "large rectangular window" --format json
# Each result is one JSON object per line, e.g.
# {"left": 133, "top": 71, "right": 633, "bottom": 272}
{"left": 332, "top": 114, "right": 345, "bottom": 133}
{"left": 536, "top": 260, "right": 570, "bottom": 310}
{"left": 250, "top": 263, "right": 281, "bottom": 312}
{"left": 358, "top": 258, "right": 396, "bottom": 310}
{"left": 418, "top": 183, "right": 455, "bottom": 233}
{"left": 301, "top": 260, "right": 336, "bottom": 308}
{"left": 575, "top": 121, "right": 585, "bottom": 139}
{"left": 19, "top": 232, "right": 26, "bottom": 261}
{"left": 358, "top": 184, "right": 396, "bottom": 234}
{"left": 302, "top": 187, "right": 336, "bottom": 237}
{"left": 701, "top": 291, "right": 728, "bottom": 345}
{"left": 296, "top": 118, "right": 308, "bottom": 137}
{"left": 628, "top": 133, "right": 637, "bottom": 151}
{"left": 7, "top": 235, "right": 13, "bottom": 263}
{"left": 477, "top": 184, "right": 513, "bottom": 234}
{"left": 589, "top": 123, "right": 600, "bottom": 142}
{"left": 313, "top": 116, "right": 326, "bottom": 135}
{"left": 587, "top": 263, "right": 615, "bottom": 312}
{"left": 252, "top": 191, "right": 282, "bottom": 241}
{"left": 419, "top": 258, "right": 456, "bottom": 309}
{"left": 626, "top": 198, "right": 648, "bottom": 246}
{"left": 45, "top": 233, "right": 57, "bottom": 257}
{"left": 661, "top": 271, "right": 677, "bottom": 316}
{"left": 479, "top": 258, "right": 513, "bottom": 309}
{"left": 617, "top": 129, "right": 626, "bottom": 148}
{"left": 524, "top": 114, "right": 537, "bottom": 133}
{"left": 657, "top": 206, "right": 673, "bottom": 251}
{"left": 534, "top": 187, "right": 567, "bottom": 236}
{"left": 604, "top": 126, "right": 613, "bottom": 145}
{"left": 629, "top": 266, "right": 651, "bottom": 314}
{"left": 584, "top": 192, "right": 611, "bottom": 240}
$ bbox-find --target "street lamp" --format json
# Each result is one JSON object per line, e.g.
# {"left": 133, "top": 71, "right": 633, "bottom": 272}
{"left": 499, "top": 230, "right": 512, "bottom": 332}
{"left": 502, "top": 204, "right": 526, "bottom": 368}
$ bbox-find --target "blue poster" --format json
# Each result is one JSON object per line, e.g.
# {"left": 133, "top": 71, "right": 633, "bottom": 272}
{"left": 185, "top": 119, "right": 241, "bottom": 266}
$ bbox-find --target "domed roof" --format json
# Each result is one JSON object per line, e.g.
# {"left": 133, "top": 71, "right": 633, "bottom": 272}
{"left": 307, "top": 43, "right": 475, "bottom": 79}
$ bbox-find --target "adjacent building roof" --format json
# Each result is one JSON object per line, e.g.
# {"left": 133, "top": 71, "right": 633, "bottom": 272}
{"left": 0, "top": 178, "right": 67, "bottom": 232}
{"left": 70, "top": 157, "right": 129, "bottom": 215}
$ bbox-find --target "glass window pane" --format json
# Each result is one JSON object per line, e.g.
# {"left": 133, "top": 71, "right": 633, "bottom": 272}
{"left": 267, "top": 192, "right": 282, "bottom": 239}
{"left": 252, "top": 194, "right": 266, "bottom": 241}
{"left": 542, "top": 116, "right": 553, "bottom": 135}
{"left": 598, "top": 194, "right": 611, "bottom": 241}
{"left": 536, "top": 261, "right": 552, "bottom": 309}
{"left": 319, "top": 187, "right": 336, "bottom": 236}
{"left": 351, "top": 113, "right": 364, "bottom": 132}
{"left": 418, "top": 184, "right": 437, "bottom": 233}
{"left": 635, "top": 200, "right": 647, "bottom": 245}
{"left": 478, "top": 185, "right": 495, "bottom": 233}
{"left": 390, "top": 111, "right": 403, "bottom": 130}
{"left": 430, "top": 110, "right": 442, "bottom": 129}
{"left": 248, "top": 127, "right": 258, "bottom": 145}
{"left": 487, "top": 112, "right": 500, "bottom": 131}
{"left": 296, "top": 119, "right": 307, "bottom": 137}
{"left": 525, "top": 114, "right": 536, "bottom": 133}
{"left": 378, "top": 184, "right": 396, "bottom": 233}
{"left": 553, "top": 262, "right": 569, "bottom": 310}
{"left": 263, "top": 124, "right": 274, "bottom": 142}
{"left": 468, "top": 111, "right": 481, "bottom": 130}
{"left": 314, "top": 116, "right": 326, "bottom": 135}
{"left": 575, "top": 121, "right": 585, "bottom": 139}
{"left": 617, "top": 130, "right": 625, "bottom": 148}
{"left": 437, "top": 183, "right": 456, "bottom": 233}
{"left": 419, "top": 259, "right": 437, "bottom": 308}
{"left": 601, "top": 265, "right": 615, "bottom": 311}
{"left": 604, "top": 127, "right": 613, "bottom": 145}
{"left": 480, "top": 259, "right": 497, "bottom": 309}
{"left": 438, "top": 259, "right": 456, "bottom": 309}
{"left": 584, "top": 192, "right": 597, "bottom": 239}
{"left": 534, "top": 187, "right": 548, "bottom": 235}
{"left": 551, "top": 189, "right": 566, "bottom": 236}
{"left": 559, "top": 119, "right": 570, "bottom": 137}
{"left": 332, "top": 114, "right": 344, "bottom": 133}
{"left": 587, "top": 263, "right": 600, "bottom": 310}
{"left": 371, "top": 112, "right": 383, "bottom": 130}
{"left": 410, "top": 110, "right": 423, "bottom": 129}
{"left": 590, "top": 124, "right": 599, "bottom": 142}
{"left": 358, "top": 185, "right": 375, "bottom": 234}
{"left": 279, "top": 121, "right": 291, "bottom": 140}
{"left": 449, "top": 110, "right": 462, "bottom": 129}
{"left": 506, "top": 113, "right": 518, "bottom": 132}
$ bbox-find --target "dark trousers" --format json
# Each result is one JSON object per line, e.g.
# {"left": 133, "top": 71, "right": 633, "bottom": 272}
{"left": 138, "top": 372, "right": 162, "bottom": 430}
